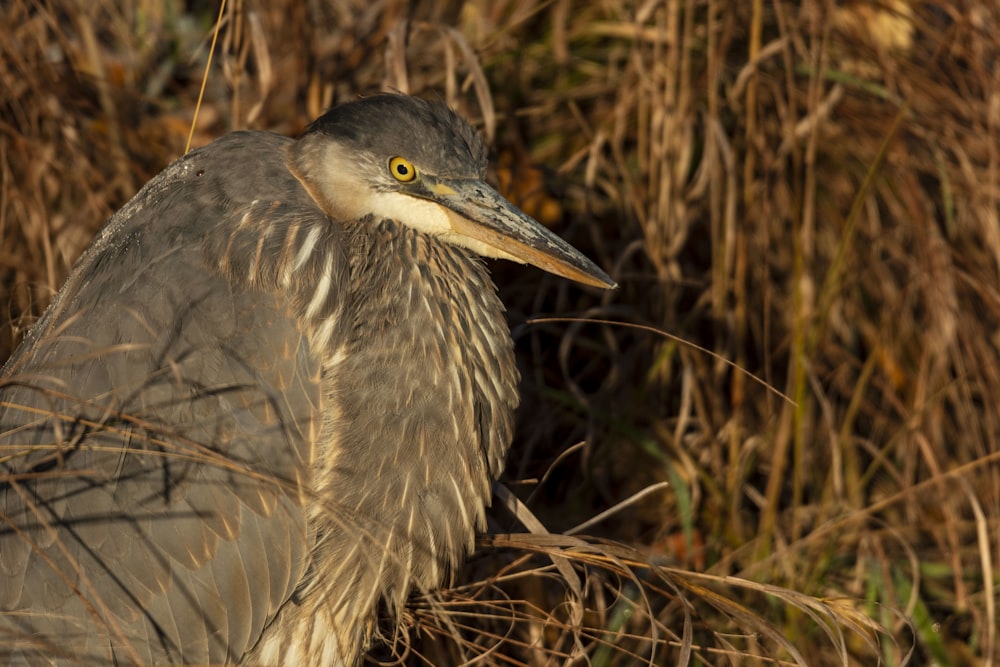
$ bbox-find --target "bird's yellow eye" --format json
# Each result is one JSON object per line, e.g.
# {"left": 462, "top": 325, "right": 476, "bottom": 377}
{"left": 389, "top": 156, "right": 417, "bottom": 183}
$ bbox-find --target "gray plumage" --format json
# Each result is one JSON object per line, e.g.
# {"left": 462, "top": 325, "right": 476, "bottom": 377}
{"left": 0, "top": 94, "right": 614, "bottom": 665}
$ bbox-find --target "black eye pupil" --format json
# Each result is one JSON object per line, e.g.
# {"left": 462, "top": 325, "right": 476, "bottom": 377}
{"left": 396, "top": 164, "right": 409, "bottom": 176}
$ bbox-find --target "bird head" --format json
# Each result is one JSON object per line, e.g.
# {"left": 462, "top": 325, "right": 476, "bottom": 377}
{"left": 289, "top": 94, "right": 616, "bottom": 289}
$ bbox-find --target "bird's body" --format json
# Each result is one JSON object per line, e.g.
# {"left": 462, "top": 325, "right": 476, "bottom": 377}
{"left": 0, "top": 95, "right": 612, "bottom": 665}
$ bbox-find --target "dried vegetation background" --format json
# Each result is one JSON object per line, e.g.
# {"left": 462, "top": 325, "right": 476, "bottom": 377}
{"left": 2, "top": 0, "right": 999, "bottom": 664}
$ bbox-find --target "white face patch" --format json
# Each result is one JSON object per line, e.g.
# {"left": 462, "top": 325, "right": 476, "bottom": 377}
{"left": 368, "top": 191, "right": 453, "bottom": 236}
{"left": 367, "top": 191, "right": 524, "bottom": 263}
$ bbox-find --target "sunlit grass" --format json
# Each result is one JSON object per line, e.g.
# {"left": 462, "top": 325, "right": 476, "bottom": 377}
{"left": 3, "top": 0, "right": 998, "bottom": 664}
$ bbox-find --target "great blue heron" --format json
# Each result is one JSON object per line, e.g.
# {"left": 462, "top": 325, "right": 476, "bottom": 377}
{"left": 0, "top": 94, "right": 614, "bottom": 665}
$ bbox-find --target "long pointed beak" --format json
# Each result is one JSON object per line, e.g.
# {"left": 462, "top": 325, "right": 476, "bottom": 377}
{"left": 423, "top": 176, "right": 617, "bottom": 289}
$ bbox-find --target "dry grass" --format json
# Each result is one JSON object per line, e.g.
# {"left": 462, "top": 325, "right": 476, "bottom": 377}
{"left": 3, "top": 0, "right": 1000, "bottom": 664}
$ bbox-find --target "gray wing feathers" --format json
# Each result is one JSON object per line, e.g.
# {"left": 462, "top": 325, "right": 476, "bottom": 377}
{"left": 1, "top": 133, "right": 324, "bottom": 664}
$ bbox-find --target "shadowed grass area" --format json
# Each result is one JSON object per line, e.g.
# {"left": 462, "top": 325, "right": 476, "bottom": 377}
{"left": 3, "top": 0, "right": 998, "bottom": 664}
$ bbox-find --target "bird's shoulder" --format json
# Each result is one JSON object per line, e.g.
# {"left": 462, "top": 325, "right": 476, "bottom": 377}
{"left": 0, "top": 130, "right": 329, "bottom": 663}
{"left": 100, "top": 130, "right": 313, "bottom": 246}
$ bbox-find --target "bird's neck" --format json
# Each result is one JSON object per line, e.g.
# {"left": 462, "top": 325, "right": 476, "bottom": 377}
{"left": 320, "top": 216, "right": 519, "bottom": 571}
{"left": 257, "top": 218, "right": 519, "bottom": 665}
